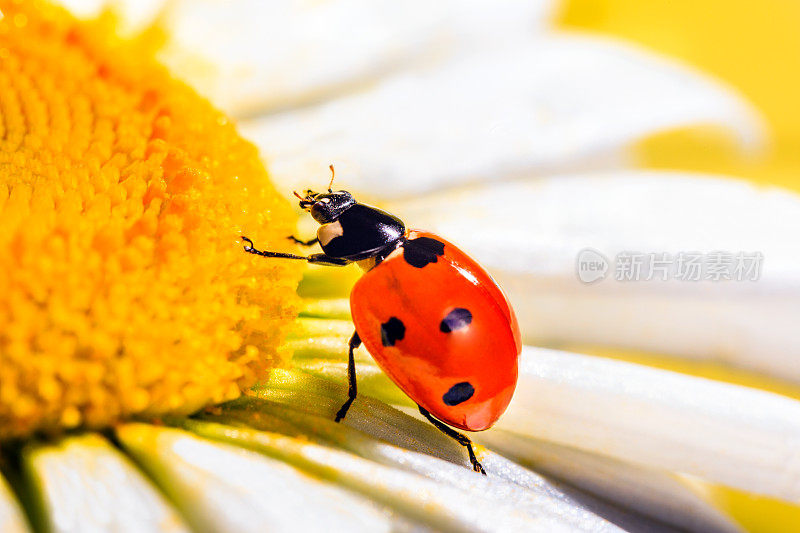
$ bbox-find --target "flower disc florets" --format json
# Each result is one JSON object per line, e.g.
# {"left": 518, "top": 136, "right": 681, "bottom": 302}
{"left": 0, "top": 1, "right": 303, "bottom": 439}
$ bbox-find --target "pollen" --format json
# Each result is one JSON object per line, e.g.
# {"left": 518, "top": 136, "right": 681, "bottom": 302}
{"left": 0, "top": 1, "right": 303, "bottom": 439}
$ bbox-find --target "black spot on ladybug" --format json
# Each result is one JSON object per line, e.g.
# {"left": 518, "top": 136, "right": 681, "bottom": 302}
{"left": 380, "top": 317, "right": 405, "bottom": 347}
{"left": 440, "top": 308, "right": 472, "bottom": 333}
{"left": 402, "top": 237, "right": 445, "bottom": 268}
{"left": 443, "top": 382, "right": 475, "bottom": 406}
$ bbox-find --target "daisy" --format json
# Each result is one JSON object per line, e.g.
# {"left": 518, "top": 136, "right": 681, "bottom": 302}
{"left": 0, "top": 1, "right": 797, "bottom": 531}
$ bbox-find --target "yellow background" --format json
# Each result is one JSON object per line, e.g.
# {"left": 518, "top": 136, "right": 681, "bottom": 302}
{"left": 560, "top": 0, "right": 800, "bottom": 194}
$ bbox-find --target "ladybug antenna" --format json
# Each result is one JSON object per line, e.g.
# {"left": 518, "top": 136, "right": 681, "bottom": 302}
{"left": 293, "top": 190, "right": 305, "bottom": 201}
{"left": 327, "top": 164, "right": 335, "bottom": 193}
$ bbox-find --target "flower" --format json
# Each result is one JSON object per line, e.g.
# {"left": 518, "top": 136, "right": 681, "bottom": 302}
{"left": 1, "top": 0, "right": 799, "bottom": 532}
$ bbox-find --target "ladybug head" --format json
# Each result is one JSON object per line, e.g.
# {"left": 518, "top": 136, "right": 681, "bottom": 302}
{"left": 296, "top": 189, "right": 356, "bottom": 224}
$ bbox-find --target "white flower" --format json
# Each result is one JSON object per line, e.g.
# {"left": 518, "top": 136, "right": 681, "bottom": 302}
{"left": 8, "top": 0, "right": 797, "bottom": 532}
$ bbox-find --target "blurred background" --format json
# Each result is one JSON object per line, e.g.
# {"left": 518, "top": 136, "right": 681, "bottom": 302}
{"left": 559, "top": 0, "right": 800, "bottom": 193}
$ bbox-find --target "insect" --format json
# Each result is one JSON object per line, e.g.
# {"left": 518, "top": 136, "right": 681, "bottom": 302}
{"left": 242, "top": 167, "right": 521, "bottom": 474}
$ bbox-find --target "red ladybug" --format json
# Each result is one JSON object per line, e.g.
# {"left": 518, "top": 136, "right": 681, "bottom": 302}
{"left": 243, "top": 168, "right": 521, "bottom": 474}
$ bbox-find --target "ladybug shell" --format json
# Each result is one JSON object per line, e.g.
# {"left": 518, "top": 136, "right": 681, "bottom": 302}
{"left": 350, "top": 230, "right": 521, "bottom": 431}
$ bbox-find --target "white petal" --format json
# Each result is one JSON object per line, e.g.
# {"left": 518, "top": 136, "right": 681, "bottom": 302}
{"left": 181, "top": 418, "right": 621, "bottom": 533}
{"left": 494, "top": 347, "right": 800, "bottom": 502}
{"left": 118, "top": 424, "right": 395, "bottom": 533}
{"left": 245, "top": 35, "right": 763, "bottom": 198}
{"left": 390, "top": 172, "right": 800, "bottom": 380}
{"left": 276, "top": 347, "right": 742, "bottom": 531}
{"left": 478, "top": 430, "right": 742, "bottom": 533}
{"left": 216, "top": 398, "right": 631, "bottom": 532}
{"left": 159, "top": 0, "right": 553, "bottom": 115}
{"left": 23, "top": 434, "right": 189, "bottom": 533}
{"left": 0, "top": 473, "right": 29, "bottom": 533}
{"left": 248, "top": 372, "right": 653, "bottom": 530}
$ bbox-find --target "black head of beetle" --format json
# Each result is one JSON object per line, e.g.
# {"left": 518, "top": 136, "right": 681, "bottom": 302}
{"left": 297, "top": 189, "right": 357, "bottom": 224}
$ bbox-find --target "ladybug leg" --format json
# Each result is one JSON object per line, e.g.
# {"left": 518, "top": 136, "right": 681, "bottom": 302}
{"left": 287, "top": 235, "right": 319, "bottom": 246}
{"left": 418, "top": 406, "right": 486, "bottom": 475}
{"left": 242, "top": 236, "right": 349, "bottom": 266}
{"left": 307, "top": 253, "right": 350, "bottom": 266}
{"left": 335, "top": 331, "right": 361, "bottom": 422}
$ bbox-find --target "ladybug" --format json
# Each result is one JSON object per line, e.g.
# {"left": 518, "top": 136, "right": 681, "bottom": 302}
{"left": 242, "top": 167, "right": 521, "bottom": 474}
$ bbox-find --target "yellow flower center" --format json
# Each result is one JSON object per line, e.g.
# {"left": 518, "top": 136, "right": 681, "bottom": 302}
{"left": 0, "top": 1, "right": 303, "bottom": 439}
